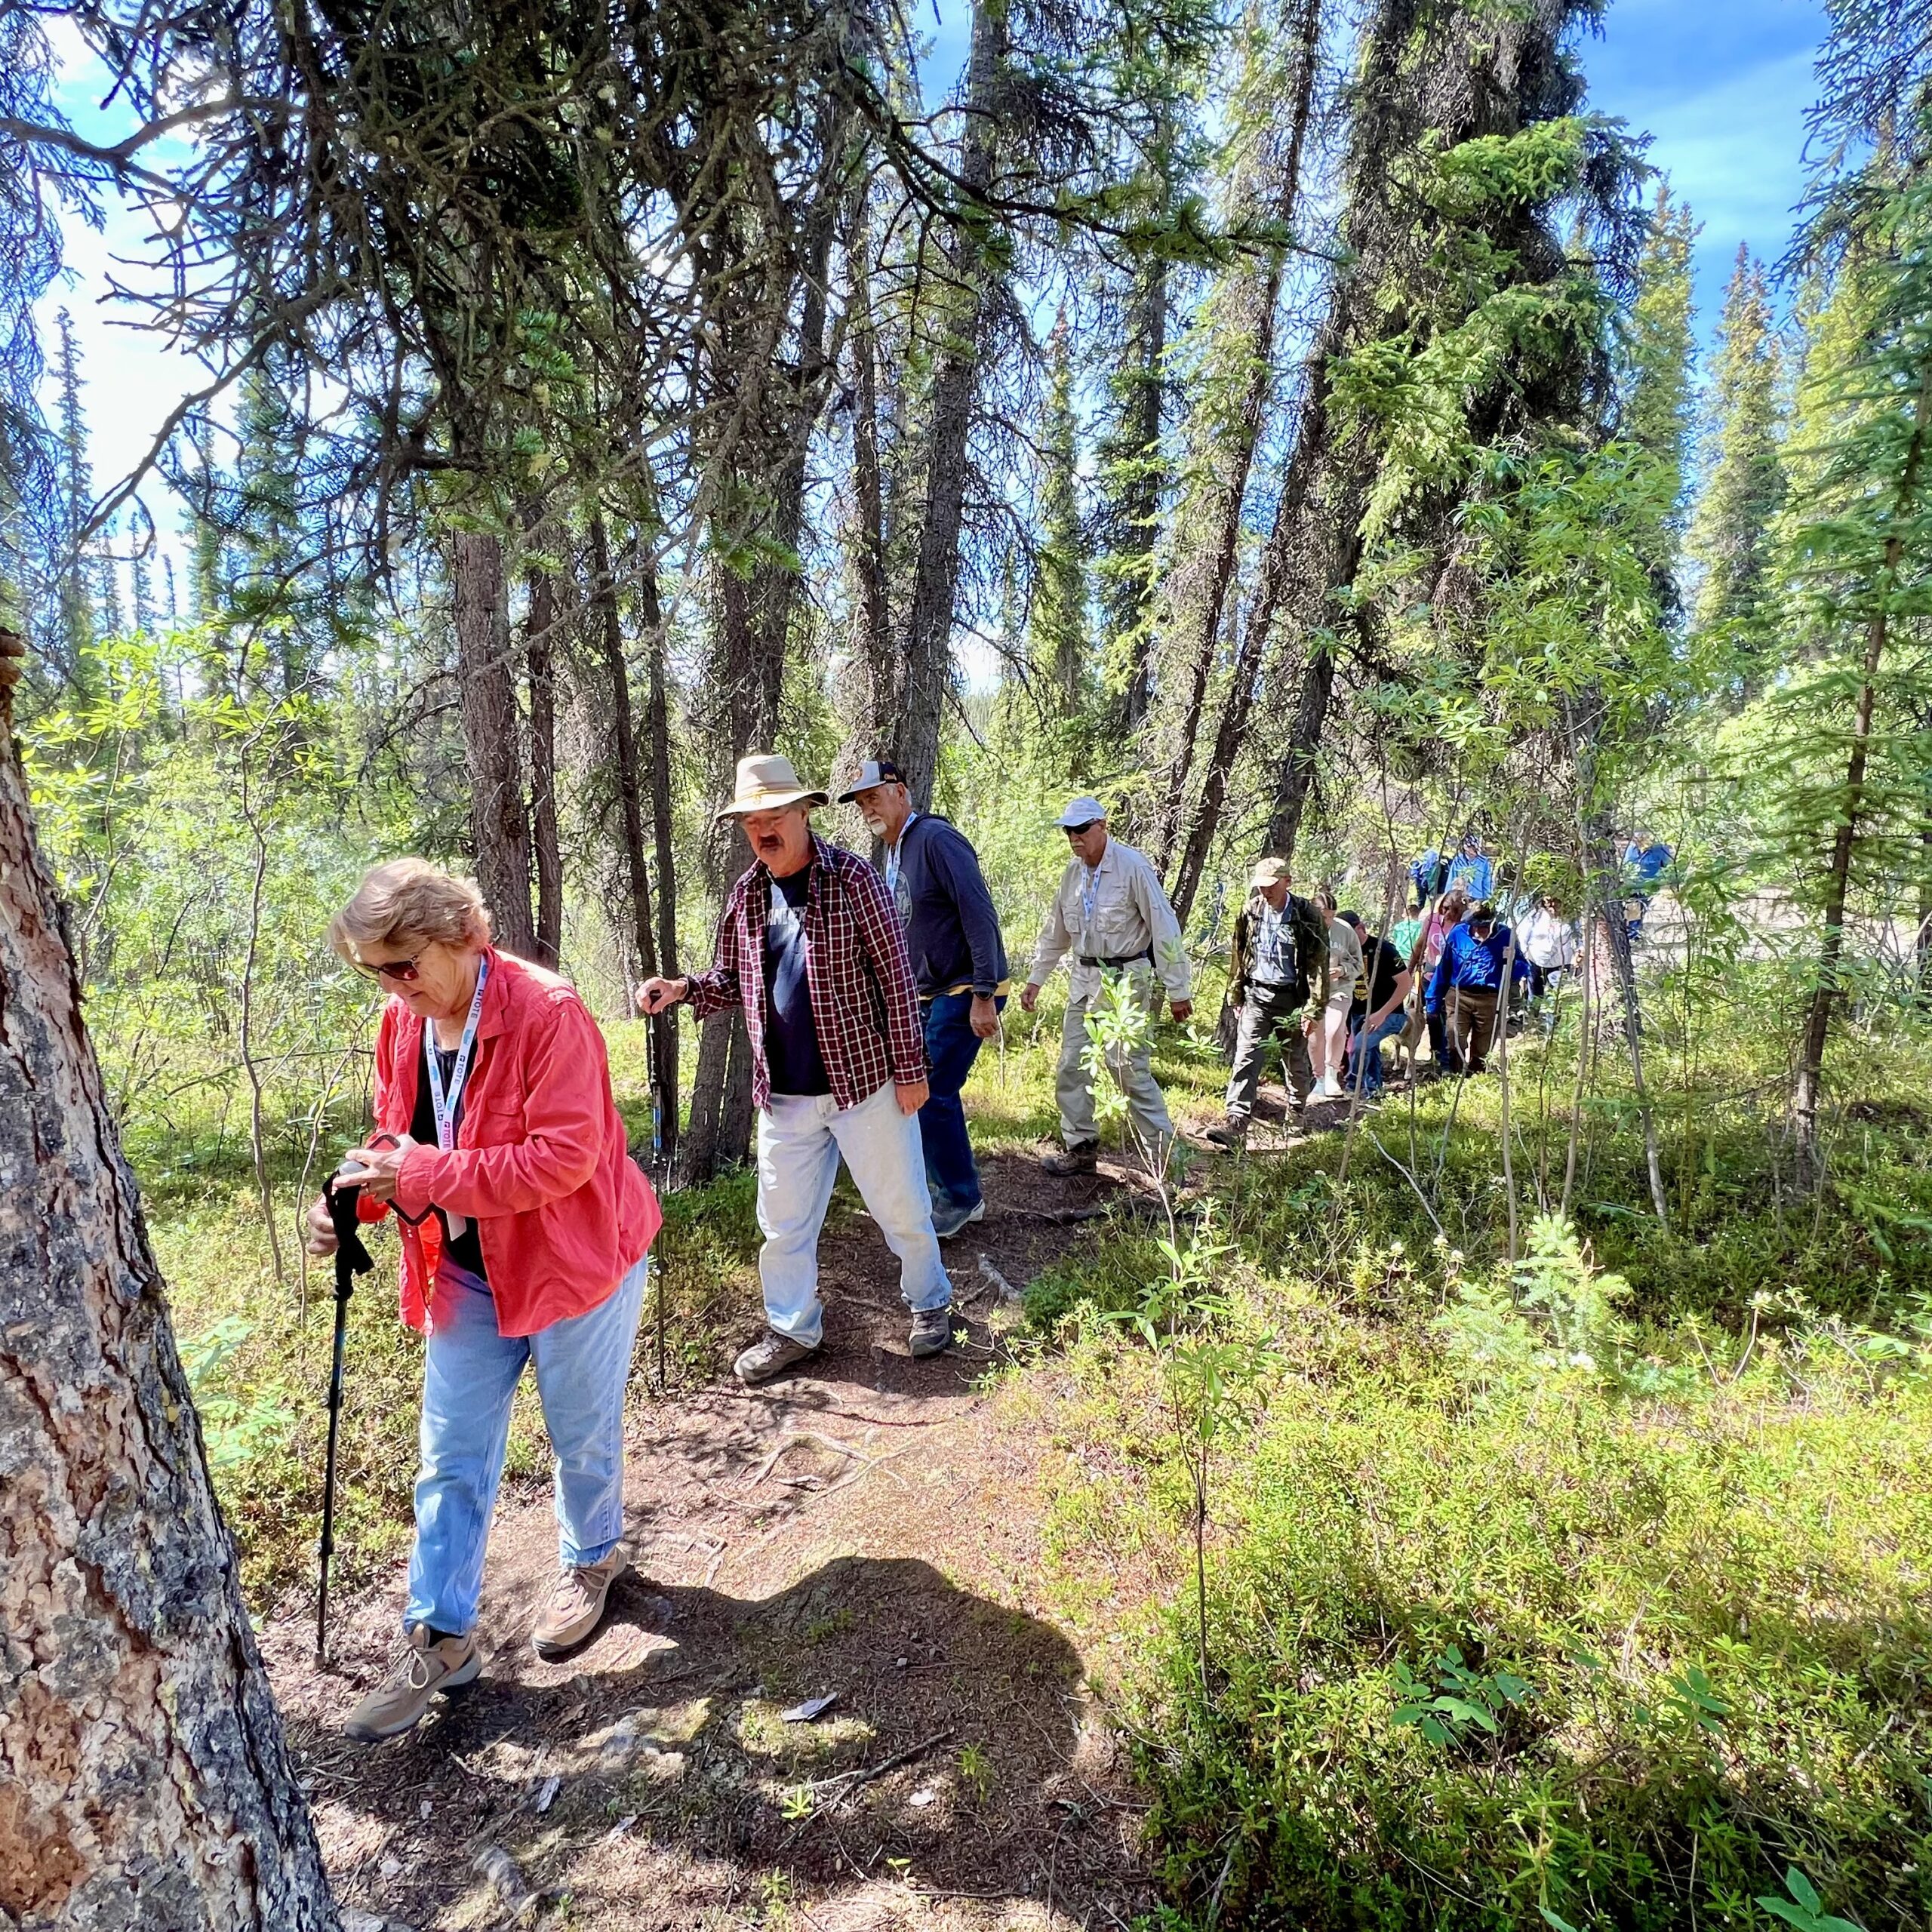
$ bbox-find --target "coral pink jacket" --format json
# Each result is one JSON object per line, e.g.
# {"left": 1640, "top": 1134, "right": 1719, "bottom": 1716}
{"left": 361, "top": 949, "right": 660, "bottom": 1339}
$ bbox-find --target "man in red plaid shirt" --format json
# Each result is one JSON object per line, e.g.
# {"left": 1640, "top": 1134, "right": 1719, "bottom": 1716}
{"left": 638, "top": 754, "right": 953, "bottom": 1383}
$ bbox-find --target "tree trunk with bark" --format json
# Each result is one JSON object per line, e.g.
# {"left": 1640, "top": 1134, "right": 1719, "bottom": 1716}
{"left": 525, "top": 553, "right": 564, "bottom": 969}
{"left": 0, "top": 698, "right": 339, "bottom": 1930}
{"left": 893, "top": 0, "right": 1006, "bottom": 810}
{"left": 1112, "top": 251, "right": 1169, "bottom": 742}
{"left": 836, "top": 232, "right": 897, "bottom": 785}
{"left": 1255, "top": 0, "right": 1595, "bottom": 865}
{"left": 1146, "top": 0, "right": 1325, "bottom": 872}
{"left": 451, "top": 531, "right": 536, "bottom": 955}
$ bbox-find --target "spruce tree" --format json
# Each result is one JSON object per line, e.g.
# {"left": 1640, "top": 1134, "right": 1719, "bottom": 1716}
{"left": 1687, "top": 244, "right": 1786, "bottom": 630}
{"left": 52, "top": 309, "right": 94, "bottom": 675}
{"left": 1030, "top": 315, "right": 1091, "bottom": 722}
{"left": 1622, "top": 182, "right": 1698, "bottom": 595}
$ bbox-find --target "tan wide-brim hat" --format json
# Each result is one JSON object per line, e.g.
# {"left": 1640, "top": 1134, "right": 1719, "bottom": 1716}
{"left": 715, "top": 752, "right": 829, "bottom": 822}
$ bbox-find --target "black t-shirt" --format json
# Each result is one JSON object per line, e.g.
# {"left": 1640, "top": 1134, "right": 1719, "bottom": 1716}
{"left": 763, "top": 869, "right": 832, "bottom": 1097}
{"left": 1352, "top": 937, "right": 1405, "bottom": 1020}
{"left": 409, "top": 1042, "right": 488, "bottom": 1277}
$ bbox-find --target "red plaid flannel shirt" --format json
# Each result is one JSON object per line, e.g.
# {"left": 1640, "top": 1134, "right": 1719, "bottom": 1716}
{"left": 686, "top": 835, "right": 928, "bottom": 1111}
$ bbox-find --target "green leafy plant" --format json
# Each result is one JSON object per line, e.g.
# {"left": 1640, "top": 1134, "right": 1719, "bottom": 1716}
{"left": 1756, "top": 1867, "right": 1863, "bottom": 1932}
{"left": 1392, "top": 1645, "right": 1533, "bottom": 1746}
{"left": 177, "top": 1315, "right": 289, "bottom": 1473}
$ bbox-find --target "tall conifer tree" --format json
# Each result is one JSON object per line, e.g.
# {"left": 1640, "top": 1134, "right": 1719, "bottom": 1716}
{"left": 1687, "top": 244, "right": 1786, "bottom": 629}
{"left": 1623, "top": 182, "right": 1698, "bottom": 594}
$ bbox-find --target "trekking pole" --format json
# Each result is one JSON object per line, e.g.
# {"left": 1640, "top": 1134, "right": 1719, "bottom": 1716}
{"left": 645, "top": 1014, "right": 668, "bottom": 1390}
{"left": 317, "top": 1168, "right": 375, "bottom": 1665}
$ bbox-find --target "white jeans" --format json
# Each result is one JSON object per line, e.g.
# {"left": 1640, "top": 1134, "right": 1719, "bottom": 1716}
{"left": 756, "top": 1081, "right": 952, "bottom": 1348}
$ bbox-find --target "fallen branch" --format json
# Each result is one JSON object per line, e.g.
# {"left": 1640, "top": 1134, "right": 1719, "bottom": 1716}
{"left": 809, "top": 1728, "right": 957, "bottom": 1811}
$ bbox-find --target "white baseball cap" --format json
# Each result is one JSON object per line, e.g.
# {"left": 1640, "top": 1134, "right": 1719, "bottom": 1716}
{"left": 1056, "top": 795, "right": 1106, "bottom": 829}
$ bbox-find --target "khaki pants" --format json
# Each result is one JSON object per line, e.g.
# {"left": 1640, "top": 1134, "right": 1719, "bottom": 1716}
{"left": 1447, "top": 985, "right": 1500, "bottom": 1072}
{"left": 1057, "top": 964, "right": 1173, "bottom": 1155}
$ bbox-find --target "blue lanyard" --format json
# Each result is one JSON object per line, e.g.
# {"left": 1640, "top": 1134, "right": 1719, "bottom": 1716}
{"left": 884, "top": 811, "right": 919, "bottom": 898}
{"left": 1079, "top": 863, "right": 1100, "bottom": 933}
{"left": 423, "top": 955, "right": 489, "bottom": 1238}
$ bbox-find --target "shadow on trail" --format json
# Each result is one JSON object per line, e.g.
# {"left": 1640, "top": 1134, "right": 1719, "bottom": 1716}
{"left": 282, "top": 1555, "right": 1142, "bottom": 1929}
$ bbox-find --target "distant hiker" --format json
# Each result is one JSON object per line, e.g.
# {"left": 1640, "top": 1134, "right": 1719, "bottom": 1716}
{"left": 1409, "top": 847, "right": 1452, "bottom": 903}
{"left": 1205, "top": 857, "right": 1326, "bottom": 1149}
{"left": 1447, "top": 830, "right": 1494, "bottom": 903}
{"left": 635, "top": 755, "right": 952, "bottom": 1384}
{"left": 1517, "top": 894, "right": 1580, "bottom": 1013}
{"left": 1340, "top": 910, "right": 1414, "bottom": 1097}
{"left": 841, "top": 756, "right": 1009, "bottom": 1238}
{"left": 1418, "top": 886, "right": 1471, "bottom": 1075}
{"left": 308, "top": 859, "right": 663, "bottom": 1741}
{"left": 1309, "top": 889, "right": 1361, "bottom": 1102}
{"left": 1622, "top": 832, "right": 1672, "bottom": 943}
{"left": 1388, "top": 899, "right": 1426, "bottom": 968}
{"left": 1020, "top": 795, "right": 1192, "bottom": 1174}
{"left": 1424, "top": 898, "right": 1530, "bottom": 1075}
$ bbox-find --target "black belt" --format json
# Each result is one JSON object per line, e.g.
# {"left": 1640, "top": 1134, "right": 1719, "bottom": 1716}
{"left": 1078, "top": 948, "right": 1153, "bottom": 969}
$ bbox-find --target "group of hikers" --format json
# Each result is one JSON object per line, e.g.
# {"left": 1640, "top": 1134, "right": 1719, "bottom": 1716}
{"left": 303, "top": 752, "right": 1671, "bottom": 1743}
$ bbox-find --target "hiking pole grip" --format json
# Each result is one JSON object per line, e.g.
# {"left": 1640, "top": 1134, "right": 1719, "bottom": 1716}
{"left": 317, "top": 1171, "right": 375, "bottom": 1664}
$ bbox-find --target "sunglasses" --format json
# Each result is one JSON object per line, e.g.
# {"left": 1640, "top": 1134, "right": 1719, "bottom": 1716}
{"left": 356, "top": 952, "right": 424, "bottom": 983}
{"left": 1064, "top": 822, "right": 1100, "bottom": 836}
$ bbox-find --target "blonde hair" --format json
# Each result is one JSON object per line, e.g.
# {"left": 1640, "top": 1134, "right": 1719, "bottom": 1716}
{"left": 328, "top": 859, "right": 492, "bottom": 964}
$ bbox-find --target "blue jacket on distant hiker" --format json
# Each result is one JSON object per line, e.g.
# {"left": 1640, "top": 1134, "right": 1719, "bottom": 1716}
{"left": 841, "top": 758, "right": 1010, "bottom": 1237}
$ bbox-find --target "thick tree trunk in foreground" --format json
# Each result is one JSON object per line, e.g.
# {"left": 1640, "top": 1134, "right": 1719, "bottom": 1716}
{"left": 0, "top": 693, "right": 337, "bottom": 1929}
{"left": 452, "top": 531, "right": 537, "bottom": 955}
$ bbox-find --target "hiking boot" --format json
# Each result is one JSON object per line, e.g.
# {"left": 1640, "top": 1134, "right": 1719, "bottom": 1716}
{"left": 343, "top": 1625, "right": 479, "bottom": 1743}
{"left": 1041, "top": 1142, "right": 1099, "bottom": 1177}
{"left": 1204, "top": 1118, "right": 1246, "bottom": 1151}
{"left": 909, "top": 1303, "right": 955, "bottom": 1358}
{"left": 531, "top": 1546, "right": 628, "bottom": 1659}
{"left": 734, "top": 1329, "right": 820, "bottom": 1386}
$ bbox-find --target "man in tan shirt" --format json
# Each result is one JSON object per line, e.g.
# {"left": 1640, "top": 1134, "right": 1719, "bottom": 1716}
{"left": 1020, "top": 796, "right": 1192, "bottom": 1174}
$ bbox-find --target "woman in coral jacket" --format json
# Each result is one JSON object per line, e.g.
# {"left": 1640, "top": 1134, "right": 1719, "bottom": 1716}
{"left": 305, "top": 859, "right": 661, "bottom": 1743}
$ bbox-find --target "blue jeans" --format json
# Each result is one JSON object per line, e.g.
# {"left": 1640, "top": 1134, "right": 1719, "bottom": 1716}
{"left": 757, "top": 1081, "right": 952, "bottom": 1348}
{"left": 1349, "top": 1009, "right": 1409, "bottom": 1094}
{"left": 920, "top": 991, "right": 1004, "bottom": 1231}
{"left": 407, "top": 1254, "right": 646, "bottom": 1636}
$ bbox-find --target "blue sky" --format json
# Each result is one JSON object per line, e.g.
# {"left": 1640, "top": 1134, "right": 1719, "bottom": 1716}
{"left": 41, "top": 0, "right": 1827, "bottom": 534}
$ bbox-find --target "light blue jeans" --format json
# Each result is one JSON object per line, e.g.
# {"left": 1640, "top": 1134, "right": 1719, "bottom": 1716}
{"left": 758, "top": 1081, "right": 952, "bottom": 1348}
{"left": 406, "top": 1254, "right": 647, "bottom": 1636}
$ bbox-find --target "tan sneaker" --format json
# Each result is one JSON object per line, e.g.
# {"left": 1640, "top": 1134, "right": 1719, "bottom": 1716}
{"left": 531, "top": 1546, "right": 628, "bottom": 1659}
{"left": 343, "top": 1625, "right": 479, "bottom": 1743}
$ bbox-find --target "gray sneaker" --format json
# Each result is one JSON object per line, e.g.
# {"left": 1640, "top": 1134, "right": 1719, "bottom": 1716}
{"left": 734, "top": 1329, "right": 820, "bottom": 1386}
{"left": 934, "top": 1199, "right": 986, "bottom": 1240}
{"left": 909, "top": 1304, "right": 955, "bottom": 1358}
{"left": 343, "top": 1625, "right": 480, "bottom": 1743}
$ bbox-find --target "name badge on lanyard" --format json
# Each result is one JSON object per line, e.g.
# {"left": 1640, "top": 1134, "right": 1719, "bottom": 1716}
{"left": 884, "top": 811, "right": 919, "bottom": 910}
{"left": 423, "top": 955, "right": 490, "bottom": 1241}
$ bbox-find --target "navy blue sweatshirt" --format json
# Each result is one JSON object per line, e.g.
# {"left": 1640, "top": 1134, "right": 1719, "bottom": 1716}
{"left": 884, "top": 814, "right": 1009, "bottom": 998}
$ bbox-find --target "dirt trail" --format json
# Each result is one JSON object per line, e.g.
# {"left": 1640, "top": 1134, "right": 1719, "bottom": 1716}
{"left": 257, "top": 1153, "right": 1162, "bottom": 1932}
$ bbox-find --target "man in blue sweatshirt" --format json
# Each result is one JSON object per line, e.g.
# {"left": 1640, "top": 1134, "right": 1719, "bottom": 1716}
{"left": 1424, "top": 900, "right": 1528, "bottom": 1074}
{"left": 841, "top": 759, "right": 1009, "bottom": 1236}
